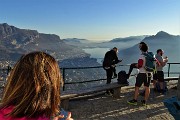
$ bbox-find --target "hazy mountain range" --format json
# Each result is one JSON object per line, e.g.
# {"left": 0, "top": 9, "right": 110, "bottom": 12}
{"left": 119, "top": 31, "right": 180, "bottom": 64}
{"left": 1, "top": 23, "right": 180, "bottom": 88}
{"left": 63, "top": 35, "right": 147, "bottom": 50}
{"left": 1, "top": 23, "right": 180, "bottom": 68}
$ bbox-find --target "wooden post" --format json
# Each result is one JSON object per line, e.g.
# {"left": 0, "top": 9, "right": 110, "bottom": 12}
{"left": 61, "top": 99, "right": 69, "bottom": 110}
{"left": 113, "top": 87, "right": 121, "bottom": 98}
{"left": 177, "top": 75, "right": 180, "bottom": 100}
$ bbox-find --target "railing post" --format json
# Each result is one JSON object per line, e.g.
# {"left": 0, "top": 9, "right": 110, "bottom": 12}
{"left": 62, "top": 68, "right": 65, "bottom": 91}
{"left": 7, "top": 65, "right": 11, "bottom": 75}
{"left": 167, "top": 63, "right": 170, "bottom": 77}
{"left": 177, "top": 75, "right": 180, "bottom": 100}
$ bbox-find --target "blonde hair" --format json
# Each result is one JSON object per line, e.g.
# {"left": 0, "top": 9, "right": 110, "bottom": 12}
{"left": 1, "top": 52, "right": 61, "bottom": 118}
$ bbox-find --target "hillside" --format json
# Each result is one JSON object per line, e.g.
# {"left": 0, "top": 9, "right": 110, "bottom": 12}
{"left": 0, "top": 23, "right": 90, "bottom": 63}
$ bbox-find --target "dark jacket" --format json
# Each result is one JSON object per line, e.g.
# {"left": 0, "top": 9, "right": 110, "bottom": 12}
{"left": 103, "top": 50, "right": 120, "bottom": 68}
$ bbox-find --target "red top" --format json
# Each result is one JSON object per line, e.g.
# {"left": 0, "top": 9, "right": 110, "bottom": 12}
{"left": 0, "top": 106, "right": 49, "bottom": 120}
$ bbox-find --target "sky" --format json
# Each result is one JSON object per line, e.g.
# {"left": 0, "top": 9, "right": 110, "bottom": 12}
{"left": 0, "top": 0, "right": 180, "bottom": 41}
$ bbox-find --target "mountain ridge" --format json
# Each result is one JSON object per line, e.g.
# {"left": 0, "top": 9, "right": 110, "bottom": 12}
{"left": 119, "top": 31, "right": 180, "bottom": 64}
{"left": 0, "top": 23, "right": 90, "bottom": 63}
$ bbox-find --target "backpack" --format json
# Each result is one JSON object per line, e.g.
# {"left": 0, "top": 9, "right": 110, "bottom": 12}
{"left": 143, "top": 52, "right": 156, "bottom": 72}
{"left": 117, "top": 70, "right": 129, "bottom": 85}
{"left": 155, "top": 82, "right": 168, "bottom": 93}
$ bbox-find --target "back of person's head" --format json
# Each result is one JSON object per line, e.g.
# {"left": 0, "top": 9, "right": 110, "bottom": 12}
{"left": 139, "top": 42, "right": 147, "bottom": 49}
{"left": 113, "top": 47, "right": 117, "bottom": 50}
{"left": 140, "top": 43, "right": 148, "bottom": 52}
{"left": 139, "top": 42, "right": 146, "bottom": 45}
{"left": 1, "top": 51, "right": 61, "bottom": 118}
{"left": 157, "top": 49, "right": 163, "bottom": 54}
{"left": 112, "top": 47, "right": 118, "bottom": 53}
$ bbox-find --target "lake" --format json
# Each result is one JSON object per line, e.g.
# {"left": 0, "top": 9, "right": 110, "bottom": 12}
{"left": 83, "top": 47, "right": 110, "bottom": 64}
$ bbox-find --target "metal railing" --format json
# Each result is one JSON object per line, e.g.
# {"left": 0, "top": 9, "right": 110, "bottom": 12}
{"left": 61, "top": 63, "right": 180, "bottom": 90}
{"left": 61, "top": 64, "right": 130, "bottom": 90}
{"left": 166, "top": 63, "right": 180, "bottom": 77}
{"left": 0, "top": 63, "right": 180, "bottom": 91}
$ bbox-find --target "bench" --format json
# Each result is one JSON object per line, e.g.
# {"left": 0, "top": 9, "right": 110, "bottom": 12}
{"left": 60, "top": 82, "right": 128, "bottom": 110}
{"left": 150, "top": 77, "right": 179, "bottom": 83}
{"left": 164, "top": 77, "right": 179, "bottom": 81}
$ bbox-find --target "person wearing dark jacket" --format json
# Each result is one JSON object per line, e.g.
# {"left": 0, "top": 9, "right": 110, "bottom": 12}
{"left": 103, "top": 47, "right": 122, "bottom": 95}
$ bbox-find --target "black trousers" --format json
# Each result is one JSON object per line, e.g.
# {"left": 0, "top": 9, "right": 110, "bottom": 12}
{"left": 106, "top": 68, "right": 113, "bottom": 84}
{"left": 127, "top": 63, "right": 138, "bottom": 76}
{"left": 112, "top": 67, "right": 117, "bottom": 76}
{"left": 105, "top": 68, "right": 114, "bottom": 94}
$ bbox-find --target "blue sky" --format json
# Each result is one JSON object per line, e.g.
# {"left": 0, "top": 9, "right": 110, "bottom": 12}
{"left": 0, "top": 0, "right": 180, "bottom": 41}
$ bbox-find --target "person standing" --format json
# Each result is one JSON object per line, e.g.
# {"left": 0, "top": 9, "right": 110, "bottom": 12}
{"left": 127, "top": 43, "right": 152, "bottom": 105}
{"left": 103, "top": 47, "right": 122, "bottom": 95}
{"left": 153, "top": 49, "right": 168, "bottom": 93}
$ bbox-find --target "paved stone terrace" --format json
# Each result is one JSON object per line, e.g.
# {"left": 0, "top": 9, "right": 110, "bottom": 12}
{"left": 68, "top": 82, "right": 177, "bottom": 120}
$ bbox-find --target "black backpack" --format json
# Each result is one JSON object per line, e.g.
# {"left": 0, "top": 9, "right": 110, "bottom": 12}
{"left": 117, "top": 70, "right": 129, "bottom": 85}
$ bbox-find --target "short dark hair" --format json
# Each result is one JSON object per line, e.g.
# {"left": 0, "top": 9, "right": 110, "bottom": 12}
{"left": 113, "top": 47, "right": 117, "bottom": 50}
{"left": 157, "top": 49, "right": 163, "bottom": 54}
{"left": 139, "top": 42, "right": 146, "bottom": 45}
{"left": 140, "top": 43, "right": 148, "bottom": 52}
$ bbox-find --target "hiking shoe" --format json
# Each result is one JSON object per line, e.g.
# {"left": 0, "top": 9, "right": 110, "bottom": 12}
{"left": 113, "top": 75, "right": 117, "bottom": 78}
{"left": 141, "top": 100, "right": 147, "bottom": 106}
{"left": 105, "top": 92, "right": 113, "bottom": 96}
{"left": 127, "top": 99, "right": 137, "bottom": 105}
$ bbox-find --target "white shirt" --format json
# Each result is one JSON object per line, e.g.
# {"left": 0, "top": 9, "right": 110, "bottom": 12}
{"left": 138, "top": 54, "right": 147, "bottom": 73}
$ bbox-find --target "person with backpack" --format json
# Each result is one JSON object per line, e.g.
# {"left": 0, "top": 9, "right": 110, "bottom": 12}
{"left": 153, "top": 49, "right": 168, "bottom": 93}
{"left": 127, "top": 42, "right": 154, "bottom": 106}
{"left": 103, "top": 47, "right": 122, "bottom": 96}
{"left": 126, "top": 42, "right": 147, "bottom": 79}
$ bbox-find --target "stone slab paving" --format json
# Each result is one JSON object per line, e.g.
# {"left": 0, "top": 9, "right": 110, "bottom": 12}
{"left": 68, "top": 82, "right": 177, "bottom": 120}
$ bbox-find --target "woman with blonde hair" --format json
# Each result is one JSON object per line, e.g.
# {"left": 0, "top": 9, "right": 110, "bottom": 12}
{"left": 0, "top": 52, "right": 73, "bottom": 120}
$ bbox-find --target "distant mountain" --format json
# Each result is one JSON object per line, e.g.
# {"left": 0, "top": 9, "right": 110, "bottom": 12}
{"left": 119, "top": 31, "right": 180, "bottom": 64}
{"left": 0, "top": 23, "right": 91, "bottom": 64}
{"left": 95, "top": 36, "right": 147, "bottom": 50}
{"left": 62, "top": 38, "right": 94, "bottom": 48}
{"left": 110, "top": 36, "right": 148, "bottom": 42}
{"left": 63, "top": 38, "right": 90, "bottom": 43}
{"left": 63, "top": 35, "right": 147, "bottom": 50}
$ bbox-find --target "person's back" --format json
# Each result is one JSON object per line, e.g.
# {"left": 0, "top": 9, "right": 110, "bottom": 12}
{"left": 103, "top": 49, "right": 118, "bottom": 68}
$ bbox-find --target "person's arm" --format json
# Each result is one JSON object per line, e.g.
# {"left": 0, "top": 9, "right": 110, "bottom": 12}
{"left": 113, "top": 51, "right": 122, "bottom": 64}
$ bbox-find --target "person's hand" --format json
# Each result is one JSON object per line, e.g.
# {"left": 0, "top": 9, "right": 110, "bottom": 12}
{"left": 53, "top": 112, "right": 73, "bottom": 120}
{"left": 164, "top": 57, "right": 168, "bottom": 62}
{"left": 119, "top": 59, "right": 123, "bottom": 62}
{"left": 164, "top": 56, "right": 168, "bottom": 59}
